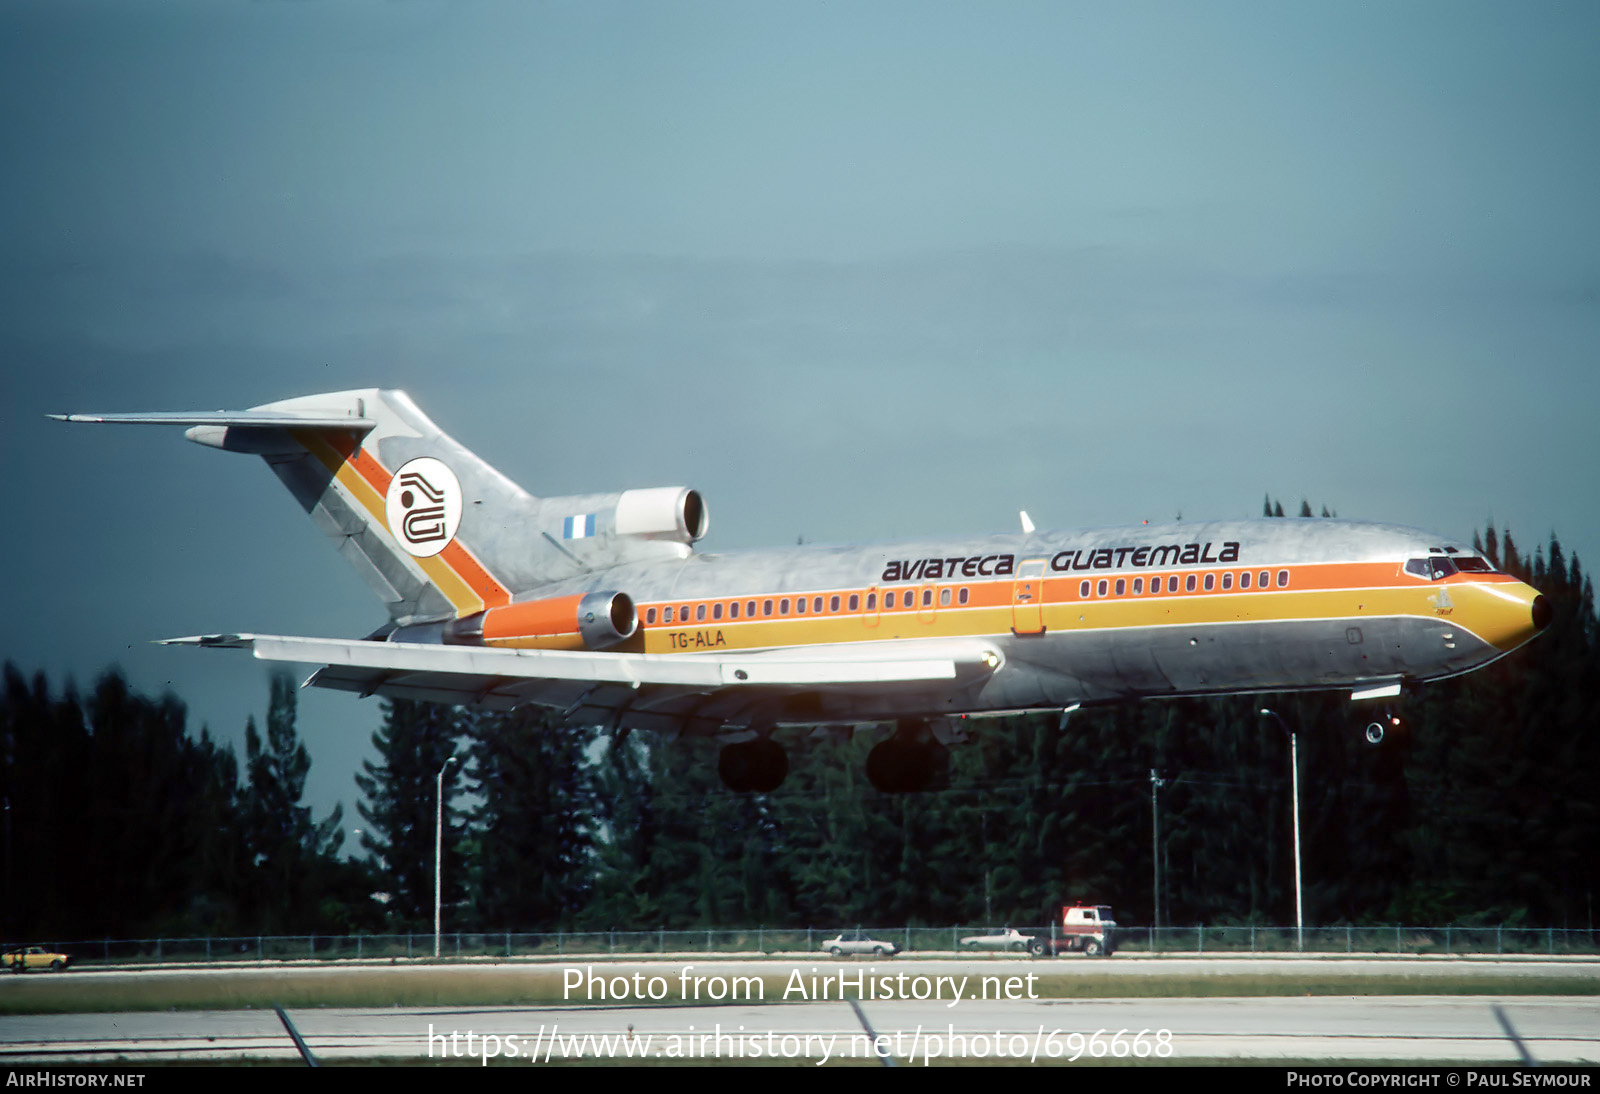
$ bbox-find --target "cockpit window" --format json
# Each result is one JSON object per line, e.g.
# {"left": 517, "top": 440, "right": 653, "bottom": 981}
{"left": 1453, "top": 557, "right": 1496, "bottom": 573}
{"left": 1407, "top": 556, "right": 1458, "bottom": 580}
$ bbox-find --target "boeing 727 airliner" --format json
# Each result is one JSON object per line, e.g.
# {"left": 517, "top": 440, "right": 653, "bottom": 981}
{"left": 55, "top": 389, "right": 1549, "bottom": 792}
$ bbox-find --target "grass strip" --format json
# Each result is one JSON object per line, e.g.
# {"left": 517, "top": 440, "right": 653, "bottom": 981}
{"left": 2, "top": 965, "right": 1596, "bottom": 1015}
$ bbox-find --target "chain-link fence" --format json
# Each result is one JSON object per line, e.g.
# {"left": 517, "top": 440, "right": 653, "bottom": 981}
{"left": 6, "top": 924, "right": 1596, "bottom": 969}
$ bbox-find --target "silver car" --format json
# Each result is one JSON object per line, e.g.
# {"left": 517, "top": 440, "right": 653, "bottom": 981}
{"left": 959, "top": 928, "right": 1030, "bottom": 951}
{"left": 820, "top": 931, "right": 900, "bottom": 957}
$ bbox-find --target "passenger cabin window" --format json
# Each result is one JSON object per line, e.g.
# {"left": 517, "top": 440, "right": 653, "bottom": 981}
{"left": 940, "top": 588, "right": 951, "bottom": 606}
{"left": 797, "top": 597, "right": 806, "bottom": 614}
{"left": 1203, "top": 573, "right": 1215, "bottom": 591}
{"left": 697, "top": 604, "right": 706, "bottom": 621}
{"left": 1241, "top": 571, "right": 1251, "bottom": 589}
{"left": 922, "top": 589, "right": 933, "bottom": 606}
{"left": 713, "top": 603, "right": 722, "bottom": 620}
{"left": 1185, "top": 574, "right": 1196, "bottom": 592}
{"left": 1133, "top": 577, "right": 1143, "bottom": 594}
{"left": 885, "top": 591, "right": 896, "bottom": 609}
{"left": 1115, "top": 578, "right": 1125, "bottom": 595}
{"left": 849, "top": 594, "right": 859, "bottom": 611}
{"left": 763, "top": 599, "right": 773, "bottom": 616}
{"left": 831, "top": 595, "right": 841, "bottom": 612}
{"left": 663, "top": 607, "right": 673, "bottom": 623}
{"left": 958, "top": 588, "right": 969, "bottom": 604}
{"left": 748, "top": 600, "right": 758, "bottom": 617}
{"left": 1080, "top": 580, "right": 1090, "bottom": 598}
{"left": 1221, "top": 572, "right": 1232, "bottom": 590}
{"left": 647, "top": 608, "right": 658, "bottom": 624}
{"left": 866, "top": 593, "right": 876, "bottom": 610}
{"left": 1097, "top": 579, "right": 1108, "bottom": 597}
{"left": 780, "top": 598, "right": 790, "bottom": 614}
{"left": 729, "top": 602, "right": 739, "bottom": 619}
{"left": 1259, "top": 570, "right": 1270, "bottom": 588}
{"left": 814, "top": 596, "right": 823, "bottom": 613}
{"left": 1168, "top": 576, "right": 1179, "bottom": 593}
{"left": 1277, "top": 570, "right": 1290, "bottom": 587}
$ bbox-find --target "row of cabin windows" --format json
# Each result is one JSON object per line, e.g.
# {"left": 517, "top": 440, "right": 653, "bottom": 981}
{"left": 642, "top": 570, "right": 1291, "bottom": 625}
{"left": 643, "top": 585, "right": 974, "bottom": 625}
{"left": 1078, "top": 569, "right": 1291, "bottom": 599}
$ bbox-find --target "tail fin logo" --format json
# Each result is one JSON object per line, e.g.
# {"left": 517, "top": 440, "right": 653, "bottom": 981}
{"left": 384, "top": 457, "right": 462, "bottom": 558}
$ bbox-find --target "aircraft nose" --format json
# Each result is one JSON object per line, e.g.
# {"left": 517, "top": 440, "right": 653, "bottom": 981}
{"left": 1531, "top": 594, "right": 1552, "bottom": 632}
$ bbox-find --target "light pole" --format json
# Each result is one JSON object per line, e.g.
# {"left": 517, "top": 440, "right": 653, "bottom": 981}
{"left": 1259, "top": 709, "right": 1303, "bottom": 952}
{"left": 1149, "top": 769, "right": 1164, "bottom": 934}
{"left": 435, "top": 752, "right": 460, "bottom": 958}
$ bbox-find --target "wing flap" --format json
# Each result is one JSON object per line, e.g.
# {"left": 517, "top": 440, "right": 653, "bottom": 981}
{"left": 161, "top": 633, "right": 985, "bottom": 688}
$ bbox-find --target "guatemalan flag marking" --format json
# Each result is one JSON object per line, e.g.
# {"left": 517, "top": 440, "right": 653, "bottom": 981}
{"left": 563, "top": 513, "right": 596, "bottom": 539}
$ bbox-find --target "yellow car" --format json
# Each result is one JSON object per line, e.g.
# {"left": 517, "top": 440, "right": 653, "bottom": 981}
{"left": 4, "top": 946, "right": 71, "bottom": 973}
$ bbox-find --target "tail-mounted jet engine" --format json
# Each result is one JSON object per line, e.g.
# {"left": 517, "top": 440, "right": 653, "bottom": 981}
{"left": 390, "top": 591, "right": 638, "bottom": 651}
{"left": 614, "top": 487, "right": 709, "bottom": 544}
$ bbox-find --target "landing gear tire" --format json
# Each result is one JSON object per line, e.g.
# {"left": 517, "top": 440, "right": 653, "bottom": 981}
{"left": 718, "top": 738, "right": 789, "bottom": 792}
{"left": 866, "top": 721, "right": 949, "bottom": 793}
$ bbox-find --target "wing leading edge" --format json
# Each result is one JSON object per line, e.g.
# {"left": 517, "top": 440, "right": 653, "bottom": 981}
{"left": 162, "top": 634, "right": 1002, "bottom": 731}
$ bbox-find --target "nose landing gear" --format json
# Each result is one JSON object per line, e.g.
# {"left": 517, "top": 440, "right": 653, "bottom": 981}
{"left": 1364, "top": 708, "right": 1403, "bottom": 745}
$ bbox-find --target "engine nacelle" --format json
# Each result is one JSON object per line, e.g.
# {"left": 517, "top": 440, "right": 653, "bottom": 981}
{"left": 392, "top": 591, "right": 638, "bottom": 651}
{"left": 615, "top": 487, "right": 709, "bottom": 544}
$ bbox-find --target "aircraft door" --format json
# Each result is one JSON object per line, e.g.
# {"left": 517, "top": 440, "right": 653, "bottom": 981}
{"left": 1012, "top": 559, "right": 1046, "bottom": 635}
{"left": 863, "top": 585, "right": 881, "bottom": 629}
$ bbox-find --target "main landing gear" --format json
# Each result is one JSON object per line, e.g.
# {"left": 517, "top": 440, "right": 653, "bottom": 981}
{"left": 718, "top": 737, "right": 788, "bottom": 793}
{"left": 867, "top": 719, "right": 950, "bottom": 794}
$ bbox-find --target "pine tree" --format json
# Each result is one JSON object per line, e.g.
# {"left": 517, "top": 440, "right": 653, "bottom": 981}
{"left": 242, "top": 673, "right": 345, "bottom": 930}
{"left": 468, "top": 709, "right": 596, "bottom": 929}
{"left": 356, "top": 700, "right": 468, "bottom": 925}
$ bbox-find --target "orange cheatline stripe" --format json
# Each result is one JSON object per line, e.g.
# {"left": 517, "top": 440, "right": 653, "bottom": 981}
{"left": 290, "top": 429, "right": 510, "bottom": 615}
{"left": 633, "top": 564, "right": 1529, "bottom": 654}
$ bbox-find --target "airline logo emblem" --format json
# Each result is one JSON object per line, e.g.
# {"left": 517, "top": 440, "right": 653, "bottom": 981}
{"left": 384, "top": 457, "right": 462, "bottom": 558}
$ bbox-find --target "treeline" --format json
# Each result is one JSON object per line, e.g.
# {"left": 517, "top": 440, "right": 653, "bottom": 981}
{"left": 3, "top": 519, "right": 1595, "bottom": 940}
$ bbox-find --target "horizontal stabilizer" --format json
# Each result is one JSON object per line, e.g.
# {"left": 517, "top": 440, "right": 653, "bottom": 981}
{"left": 49, "top": 410, "right": 375, "bottom": 433}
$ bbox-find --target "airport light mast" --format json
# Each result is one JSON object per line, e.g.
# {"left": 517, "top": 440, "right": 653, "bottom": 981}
{"left": 434, "top": 752, "right": 460, "bottom": 959}
{"left": 1259, "top": 709, "right": 1303, "bottom": 951}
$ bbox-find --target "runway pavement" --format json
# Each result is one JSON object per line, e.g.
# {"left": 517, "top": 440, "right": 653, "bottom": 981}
{"left": 2, "top": 958, "right": 1597, "bottom": 1065}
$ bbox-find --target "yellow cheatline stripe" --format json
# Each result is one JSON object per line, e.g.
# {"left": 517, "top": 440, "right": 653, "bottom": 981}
{"left": 327, "top": 461, "right": 486, "bottom": 617}
{"left": 637, "top": 583, "right": 1523, "bottom": 655}
{"left": 294, "top": 428, "right": 487, "bottom": 617}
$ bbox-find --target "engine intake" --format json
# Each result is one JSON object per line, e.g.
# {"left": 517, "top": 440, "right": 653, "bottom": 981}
{"left": 615, "top": 487, "right": 708, "bottom": 543}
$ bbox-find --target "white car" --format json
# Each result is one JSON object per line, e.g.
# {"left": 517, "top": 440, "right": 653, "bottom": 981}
{"left": 959, "top": 928, "right": 1030, "bottom": 951}
{"left": 820, "top": 931, "right": 899, "bottom": 957}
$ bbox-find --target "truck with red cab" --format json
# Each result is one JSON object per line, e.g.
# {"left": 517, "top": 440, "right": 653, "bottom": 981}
{"left": 1027, "top": 904, "right": 1117, "bottom": 957}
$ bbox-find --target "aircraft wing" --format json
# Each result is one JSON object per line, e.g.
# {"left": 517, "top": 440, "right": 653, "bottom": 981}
{"left": 163, "top": 634, "right": 1001, "bottom": 734}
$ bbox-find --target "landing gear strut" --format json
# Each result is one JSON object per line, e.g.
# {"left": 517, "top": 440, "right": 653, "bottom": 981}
{"left": 866, "top": 719, "right": 949, "bottom": 793}
{"left": 718, "top": 738, "right": 788, "bottom": 793}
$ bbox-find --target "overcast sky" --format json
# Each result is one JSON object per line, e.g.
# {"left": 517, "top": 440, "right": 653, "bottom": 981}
{"left": 3, "top": 0, "right": 1597, "bottom": 827}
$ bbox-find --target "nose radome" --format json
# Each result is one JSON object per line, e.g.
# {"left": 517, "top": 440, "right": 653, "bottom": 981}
{"left": 1532, "top": 594, "right": 1552, "bottom": 632}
